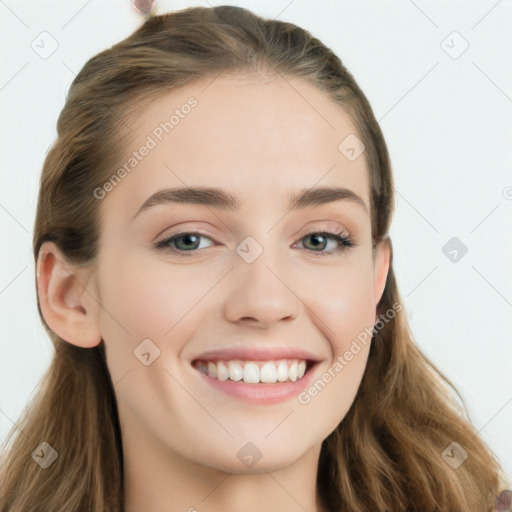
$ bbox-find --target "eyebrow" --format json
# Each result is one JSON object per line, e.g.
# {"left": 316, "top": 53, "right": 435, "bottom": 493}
{"left": 131, "top": 185, "right": 368, "bottom": 221}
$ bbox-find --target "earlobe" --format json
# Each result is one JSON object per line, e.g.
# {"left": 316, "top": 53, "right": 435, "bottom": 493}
{"left": 36, "top": 241, "right": 102, "bottom": 348}
{"left": 373, "top": 237, "right": 391, "bottom": 306}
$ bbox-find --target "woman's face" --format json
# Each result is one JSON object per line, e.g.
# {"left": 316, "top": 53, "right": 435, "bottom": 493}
{"left": 90, "top": 72, "right": 389, "bottom": 474}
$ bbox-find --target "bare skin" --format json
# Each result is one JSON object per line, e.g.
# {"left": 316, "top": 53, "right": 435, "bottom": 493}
{"left": 37, "top": 71, "right": 390, "bottom": 512}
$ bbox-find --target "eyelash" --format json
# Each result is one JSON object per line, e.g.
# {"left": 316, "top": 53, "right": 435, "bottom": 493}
{"left": 154, "top": 229, "right": 355, "bottom": 257}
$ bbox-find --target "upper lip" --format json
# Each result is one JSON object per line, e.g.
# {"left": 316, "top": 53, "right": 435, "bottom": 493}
{"left": 192, "top": 345, "right": 322, "bottom": 363}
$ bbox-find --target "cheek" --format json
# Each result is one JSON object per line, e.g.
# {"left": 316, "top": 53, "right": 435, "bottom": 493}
{"left": 315, "top": 263, "right": 376, "bottom": 425}
{"left": 301, "top": 264, "right": 376, "bottom": 433}
{"left": 95, "top": 253, "right": 213, "bottom": 367}
{"left": 305, "top": 258, "right": 378, "bottom": 356}
{"left": 97, "top": 252, "right": 201, "bottom": 331}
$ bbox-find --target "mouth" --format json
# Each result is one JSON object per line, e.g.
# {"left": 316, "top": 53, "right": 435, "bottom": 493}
{"left": 191, "top": 358, "right": 319, "bottom": 384}
{"left": 189, "top": 345, "right": 322, "bottom": 404}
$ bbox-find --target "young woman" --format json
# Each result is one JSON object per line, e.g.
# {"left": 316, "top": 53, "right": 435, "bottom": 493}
{"left": 0, "top": 5, "right": 508, "bottom": 511}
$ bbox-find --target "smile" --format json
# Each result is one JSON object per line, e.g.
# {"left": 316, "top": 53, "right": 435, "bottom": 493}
{"left": 193, "top": 359, "right": 309, "bottom": 384}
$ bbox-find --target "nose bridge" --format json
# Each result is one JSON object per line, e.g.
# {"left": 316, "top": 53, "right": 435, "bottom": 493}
{"left": 223, "top": 231, "right": 301, "bottom": 326}
{"left": 237, "top": 234, "right": 283, "bottom": 287}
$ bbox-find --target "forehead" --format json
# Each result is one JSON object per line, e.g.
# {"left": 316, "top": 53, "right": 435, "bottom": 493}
{"left": 102, "top": 73, "right": 369, "bottom": 219}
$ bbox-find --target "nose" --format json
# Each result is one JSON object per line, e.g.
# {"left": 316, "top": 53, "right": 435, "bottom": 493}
{"left": 223, "top": 244, "right": 302, "bottom": 328}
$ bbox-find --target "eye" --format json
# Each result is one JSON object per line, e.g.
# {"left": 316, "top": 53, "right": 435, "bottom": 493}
{"left": 154, "top": 232, "right": 215, "bottom": 253}
{"left": 154, "top": 230, "right": 355, "bottom": 256}
{"left": 294, "top": 230, "right": 354, "bottom": 256}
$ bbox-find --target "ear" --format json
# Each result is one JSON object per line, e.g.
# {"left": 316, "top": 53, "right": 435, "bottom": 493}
{"left": 36, "top": 241, "right": 102, "bottom": 348}
{"left": 373, "top": 237, "right": 391, "bottom": 307}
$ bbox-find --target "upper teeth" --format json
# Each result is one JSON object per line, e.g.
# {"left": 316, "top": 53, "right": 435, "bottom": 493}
{"left": 195, "top": 359, "right": 307, "bottom": 383}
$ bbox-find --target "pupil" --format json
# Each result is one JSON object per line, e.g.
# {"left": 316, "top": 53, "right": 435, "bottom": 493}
{"left": 308, "top": 234, "right": 325, "bottom": 250}
{"left": 180, "top": 234, "right": 198, "bottom": 250}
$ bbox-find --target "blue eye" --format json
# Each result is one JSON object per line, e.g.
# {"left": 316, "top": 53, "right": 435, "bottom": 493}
{"left": 154, "top": 230, "right": 355, "bottom": 256}
{"left": 297, "top": 231, "right": 354, "bottom": 255}
{"left": 155, "top": 232, "right": 213, "bottom": 252}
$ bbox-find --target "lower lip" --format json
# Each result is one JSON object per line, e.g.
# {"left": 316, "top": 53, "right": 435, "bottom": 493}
{"left": 193, "top": 363, "right": 317, "bottom": 405}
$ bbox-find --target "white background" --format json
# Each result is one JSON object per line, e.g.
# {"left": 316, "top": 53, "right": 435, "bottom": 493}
{"left": 1, "top": 0, "right": 511, "bottom": 485}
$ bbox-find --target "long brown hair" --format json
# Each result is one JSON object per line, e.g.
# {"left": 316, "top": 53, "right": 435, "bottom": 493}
{"left": 1, "top": 6, "right": 507, "bottom": 511}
